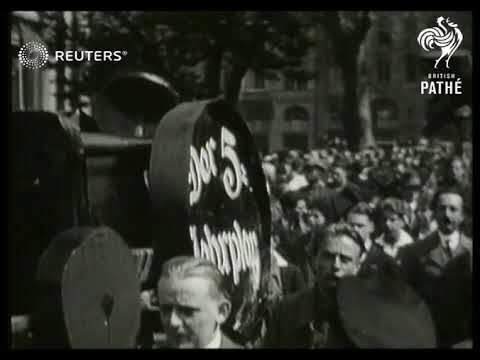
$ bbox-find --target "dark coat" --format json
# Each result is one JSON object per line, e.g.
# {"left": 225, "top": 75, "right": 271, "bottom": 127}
{"left": 276, "top": 231, "right": 316, "bottom": 287}
{"left": 262, "top": 283, "right": 338, "bottom": 348}
{"left": 359, "top": 243, "right": 403, "bottom": 277}
{"left": 399, "top": 231, "right": 472, "bottom": 347}
{"left": 313, "top": 185, "right": 362, "bottom": 223}
{"left": 220, "top": 334, "right": 244, "bottom": 349}
{"left": 279, "top": 264, "right": 307, "bottom": 296}
{"left": 263, "top": 272, "right": 436, "bottom": 349}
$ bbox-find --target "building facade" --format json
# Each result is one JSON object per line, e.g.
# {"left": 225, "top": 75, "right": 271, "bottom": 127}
{"left": 11, "top": 11, "right": 94, "bottom": 116}
{"left": 11, "top": 11, "right": 58, "bottom": 113}
{"left": 238, "top": 11, "right": 471, "bottom": 153}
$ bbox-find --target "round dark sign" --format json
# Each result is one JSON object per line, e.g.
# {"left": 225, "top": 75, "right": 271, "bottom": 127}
{"left": 149, "top": 98, "right": 271, "bottom": 340}
{"left": 35, "top": 226, "right": 141, "bottom": 348}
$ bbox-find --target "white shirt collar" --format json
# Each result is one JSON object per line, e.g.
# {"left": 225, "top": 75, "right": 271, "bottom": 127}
{"left": 409, "top": 201, "right": 417, "bottom": 212}
{"left": 375, "top": 230, "right": 413, "bottom": 258}
{"left": 204, "top": 326, "right": 222, "bottom": 349}
{"left": 364, "top": 238, "right": 373, "bottom": 252}
{"left": 438, "top": 230, "right": 460, "bottom": 252}
{"left": 272, "top": 248, "right": 289, "bottom": 267}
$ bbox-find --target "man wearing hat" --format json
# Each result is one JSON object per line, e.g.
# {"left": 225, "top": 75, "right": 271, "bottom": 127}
{"left": 398, "top": 169, "right": 430, "bottom": 239}
{"left": 399, "top": 186, "right": 472, "bottom": 348}
{"left": 312, "top": 163, "right": 364, "bottom": 224}
{"left": 374, "top": 198, "right": 414, "bottom": 260}
{"left": 304, "top": 156, "right": 328, "bottom": 192}
{"left": 262, "top": 223, "right": 436, "bottom": 348}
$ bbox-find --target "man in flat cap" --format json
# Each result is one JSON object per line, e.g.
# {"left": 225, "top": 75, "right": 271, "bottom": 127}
{"left": 262, "top": 223, "right": 435, "bottom": 348}
{"left": 398, "top": 169, "right": 431, "bottom": 239}
{"left": 399, "top": 186, "right": 472, "bottom": 348}
{"left": 311, "top": 163, "right": 364, "bottom": 224}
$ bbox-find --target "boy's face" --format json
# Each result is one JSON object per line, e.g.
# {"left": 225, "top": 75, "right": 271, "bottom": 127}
{"left": 381, "top": 211, "right": 405, "bottom": 242}
{"left": 157, "top": 276, "right": 230, "bottom": 348}
{"left": 329, "top": 167, "right": 347, "bottom": 189}
{"left": 347, "top": 213, "right": 374, "bottom": 243}
{"left": 309, "top": 208, "right": 326, "bottom": 229}
{"left": 450, "top": 159, "right": 465, "bottom": 183}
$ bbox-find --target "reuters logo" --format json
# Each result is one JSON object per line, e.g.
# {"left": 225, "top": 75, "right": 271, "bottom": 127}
{"left": 18, "top": 41, "right": 49, "bottom": 70}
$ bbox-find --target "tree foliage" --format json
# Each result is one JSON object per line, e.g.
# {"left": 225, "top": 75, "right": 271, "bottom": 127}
{"left": 38, "top": 11, "right": 314, "bottom": 110}
{"left": 317, "top": 11, "right": 373, "bottom": 150}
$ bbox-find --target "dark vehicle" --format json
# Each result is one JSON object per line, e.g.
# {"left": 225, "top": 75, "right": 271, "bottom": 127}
{"left": 9, "top": 72, "right": 179, "bottom": 347}
{"left": 10, "top": 72, "right": 271, "bottom": 348}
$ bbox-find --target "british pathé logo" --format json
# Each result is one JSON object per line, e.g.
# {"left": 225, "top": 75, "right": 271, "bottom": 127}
{"left": 418, "top": 17, "right": 463, "bottom": 95}
{"left": 417, "top": 16, "right": 463, "bottom": 69}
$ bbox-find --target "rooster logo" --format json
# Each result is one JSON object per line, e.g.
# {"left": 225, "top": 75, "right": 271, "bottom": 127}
{"left": 417, "top": 17, "right": 463, "bottom": 69}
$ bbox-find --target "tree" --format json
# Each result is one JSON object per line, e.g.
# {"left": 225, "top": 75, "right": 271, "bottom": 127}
{"left": 38, "top": 11, "right": 314, "bottom": 111}
{"left": 318, "top": 11, "right": 373, "bottom": 150}
{"left": 135, "top": 11, "right": 314, "bottom": 103}
{"left": 39, "top": 11, "right": 95, "bottom": 112}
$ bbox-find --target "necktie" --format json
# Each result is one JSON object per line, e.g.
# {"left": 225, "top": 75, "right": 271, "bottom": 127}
{"left": 444, "top": 238, "right": 453, "bottom": 260}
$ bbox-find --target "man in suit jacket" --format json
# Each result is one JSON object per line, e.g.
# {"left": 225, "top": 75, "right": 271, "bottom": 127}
{"left": 346, "top": 202, "right": 400, "bottom": 276}
{"left": 156, "top": 256, "right": 243, "bottom": 349}
{"left": 399, "top": 186, "right": 472, "bottom": 348}
{"left": 262, "top": 226, "right": 435, "bottom": 348}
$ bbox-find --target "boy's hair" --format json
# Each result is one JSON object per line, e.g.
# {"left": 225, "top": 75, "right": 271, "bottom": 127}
{"left": 347, "top": 202, "right": 374, "bottom": 221}
{"left": 323, "top": 222, "right": 367, "bottom": 254}
{"left": 159, "top": 256, "right": 231, "bottom": 301}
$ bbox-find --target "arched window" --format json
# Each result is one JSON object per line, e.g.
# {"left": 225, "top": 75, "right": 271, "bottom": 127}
{"left": 405, "top": 52, "right": 417, "bottom": 83}
{"left": 376, "top": 19, "right": 393, "bottom": 85}
{"left": 371, "top": 98, "right": 398, "bottom": 131}
{"left": 378, "top": 30, "right": 392, "bottom": 48}
{"left": 284, "top": 106, "right": 309, "bottom": 122}
{"left": 377, "top": 54, "right": 391, "bottom": 84}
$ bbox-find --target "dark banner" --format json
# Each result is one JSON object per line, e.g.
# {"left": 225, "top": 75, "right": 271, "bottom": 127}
{"left": 149, "top": 98, "right": 271, "bottom": 340}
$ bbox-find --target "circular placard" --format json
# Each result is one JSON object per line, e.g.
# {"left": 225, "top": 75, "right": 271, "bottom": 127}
{"left": 149, "top": 98, "right": 271, "bottom": 340}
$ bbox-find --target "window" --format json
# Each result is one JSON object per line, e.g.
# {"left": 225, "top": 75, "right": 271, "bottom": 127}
{"left": 284, "top": 77, "right": 308, "bottom": 91}
{"left": 239, "top": 99, "right": 273, "bottom": 123}
{"left": 405, "top": 53, "right": 417, "bottom": 82}
{"left": 12, "top": 59, "right": 19, "bottom": 111}
{"left": 285, "top": 77, "right": 295, "bottom": 91}
{"left": 360, "top": 62, "right": 368, "bottom": 78}
{"left": 255, "top": 72, "right": 265, "bottom": 89}
{"left": 376, "top": 25, "right": 392, "bottom": 85}
{"left": 377, "top": 54, "right": 391, "bottom": 84}
{"left": 285, "top": 106, "right": 309, "bottom": 122}
{"left": 328, "top": 95, "right": 341, "bottom": 126}
{"left": 407, "top": 107, "right": 413, "bottom": 120}
{"left": 297, "top": 79, "right": 307, "bottom": 91}
{"left": 378, "top": 30, "right": 392, "bottom": 48}
{"left": 372, "top": 98, "right": 398, "bottom": 130}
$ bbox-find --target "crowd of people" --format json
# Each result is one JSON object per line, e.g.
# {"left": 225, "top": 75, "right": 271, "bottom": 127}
{"left": 257, "top": 137, "right": 472, "bottom": 348}
{"left": 142, "top": 137, "right": 472, "bottom": 349}
{"left": 14, "top": 135, "right": 471, "bottom": 349}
